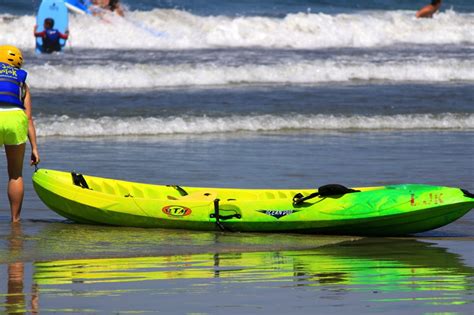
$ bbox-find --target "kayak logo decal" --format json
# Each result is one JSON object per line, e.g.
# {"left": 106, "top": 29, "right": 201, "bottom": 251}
{"left": 258, "top": 210, "right": 300, "bottom": 219}
{"left": 162, "top": 205, "right": 192, "bottom": 217}
{"left": 410, "top": 193, "right": 444, "bottom": 207}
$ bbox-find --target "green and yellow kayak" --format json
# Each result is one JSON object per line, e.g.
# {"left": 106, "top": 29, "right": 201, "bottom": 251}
{"left": 32, "top": 169, "right": 474, "bottom": 235}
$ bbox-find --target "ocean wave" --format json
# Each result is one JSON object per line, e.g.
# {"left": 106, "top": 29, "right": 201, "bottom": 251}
{"left": 2, "top": 9, "right": 474, "bottom": 50}
{"left": 25, "top": 58, "right": 474, "bottom": 89}
{"left": 36, "top": 113, "right": 474, "bottom": 137}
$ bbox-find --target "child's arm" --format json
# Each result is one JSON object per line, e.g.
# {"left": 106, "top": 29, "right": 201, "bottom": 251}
{"left": 33, "top": 25, "right": 45, "bottom": 37}
{"left": 59, "top": 30, "right": 70, "bottom": 40}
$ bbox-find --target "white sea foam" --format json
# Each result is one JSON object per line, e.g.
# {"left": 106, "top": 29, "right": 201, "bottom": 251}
{"left": 2, "top": 9, "right": 474, "bottom": 50}
{"left": 36, "top": 113, "right": 474, "bottom": 137}
{"left": 25, "top": 57, "right": 474, "bottom": 89}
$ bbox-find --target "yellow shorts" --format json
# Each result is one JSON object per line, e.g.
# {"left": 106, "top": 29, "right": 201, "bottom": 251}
{"left": 0, "top": 109, "right": 28, "bottom": 146}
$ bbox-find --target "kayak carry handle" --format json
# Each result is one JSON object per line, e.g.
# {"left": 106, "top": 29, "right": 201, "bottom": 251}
{"left": 461, "top": 189, "right": 474, "bottom": 198}
{"left": 210, "top": 199, "right": 242, "bottom": 232}
{"left": 212, "top": 199, "right": 226, "bottom": 231}
{"left": 293, "top": 184, "right": 360, "bottom": 206}
{"left": 166, "top": 185, "right": 188, "bottom": 196}
{"left": 71, "top": 171, "right": 90, "bottom": 189}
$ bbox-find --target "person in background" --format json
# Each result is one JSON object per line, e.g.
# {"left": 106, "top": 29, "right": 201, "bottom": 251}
{"left": 107, "top": 0, "right": 124, "bottom": 16}
{"left": 33, "top": 18, "right": 69, "bottom": 53}
{"left": 92, "top": 0, "right": 125, "bottom": 16}
{"left": 0, "top": 45, "right": 40, "bottom": 222}
{"left": 416, "top": 0, "right": 442, "bottom": 18}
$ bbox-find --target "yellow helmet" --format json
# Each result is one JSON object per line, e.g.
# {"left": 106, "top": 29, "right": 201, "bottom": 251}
{"left": 0, "top": 45, "right": 23, "bottom": 68}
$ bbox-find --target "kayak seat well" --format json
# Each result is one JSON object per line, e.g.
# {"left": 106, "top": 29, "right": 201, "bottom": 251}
{"left": 79, "top": 174, "right": 305, "bottom": 204}
{"left": 165, "top": 190, "right": 290, "bottom": 202}
{"left": 167, "top": 191, "right": 217, "bottom": 201}
{"left": 84, "top": 179, "right": 150, "bottom": 199}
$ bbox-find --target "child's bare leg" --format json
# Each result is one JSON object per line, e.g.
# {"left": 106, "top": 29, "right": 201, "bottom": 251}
{"left": 5, "top": 144, "right": 26, "bottom": 222}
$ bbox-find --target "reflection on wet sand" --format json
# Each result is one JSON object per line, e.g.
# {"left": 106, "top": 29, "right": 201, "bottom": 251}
{"left": 30, "top": 221, "right": 357, "bottom": 259}
{"left": 2, "top": 223, "right": 38, "bottom": 315}
{"left": 31, "top": 238, "right": 473, "bottom": 313}
{"left": 1, "top": 221, "right": 473, "bottom": 313}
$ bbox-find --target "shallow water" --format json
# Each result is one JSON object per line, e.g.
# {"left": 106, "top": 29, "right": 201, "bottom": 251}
{"left": 0, "top": 133, "right": 473, "bottom": 313}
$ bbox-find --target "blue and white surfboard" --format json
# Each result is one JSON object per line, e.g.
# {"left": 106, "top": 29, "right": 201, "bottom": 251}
{"left": 64, "top": 0, "right": 92, "bottom": 15}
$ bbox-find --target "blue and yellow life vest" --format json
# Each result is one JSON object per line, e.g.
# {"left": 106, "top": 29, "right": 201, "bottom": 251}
{"left": 0, "top": 62, "right": 27, "bottom": 109}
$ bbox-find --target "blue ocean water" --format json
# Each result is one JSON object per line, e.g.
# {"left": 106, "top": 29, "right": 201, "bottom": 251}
{"left": 3, "top": 0, "right": 474, "bottom": 15}
{"left": 0, "top": 0, "right": 473, "bottom": 313}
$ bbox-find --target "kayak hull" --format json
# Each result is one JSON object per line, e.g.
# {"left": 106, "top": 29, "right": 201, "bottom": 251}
{"left": 32, "top": 169, "right": 474, "bottom": 235}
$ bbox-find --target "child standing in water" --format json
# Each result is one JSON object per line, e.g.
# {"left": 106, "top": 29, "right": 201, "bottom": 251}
{"left": 34, "top": 18, "right": 69, "bottom": 53}
{"left": 0, "top": 46, "right": 40, "bottom": 222}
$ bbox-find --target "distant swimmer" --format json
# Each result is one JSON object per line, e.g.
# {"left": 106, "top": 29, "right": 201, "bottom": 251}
{"left": 106, "top": 0, "right": 125, "bottom": 17}
{"left": 92, "top": 0, "right": 124, "bottom": 16}
{"left": 34, "top": 18, "right": 69, "bottom": 53}
{"left": 416, "top": 0, "right": 442, "bottom": 18}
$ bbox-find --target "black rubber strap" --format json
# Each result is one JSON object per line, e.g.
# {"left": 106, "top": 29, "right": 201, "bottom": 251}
{"left": 293, "top": 192, "right": 320, "bottom": 205}
{"left": 293, "top": 184, "right": 360, "bottom": 206}
{"left": 167, "top": 185, "right": 188, "bottom": 196}
{"left": 211, "top": 199, "right": 226, "bottom": 231}
{"left": 461, "top": 189, "right": 474, "bottom": 198}
{"left": 71, "top": 172, "right": 90, "bottom": 189}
